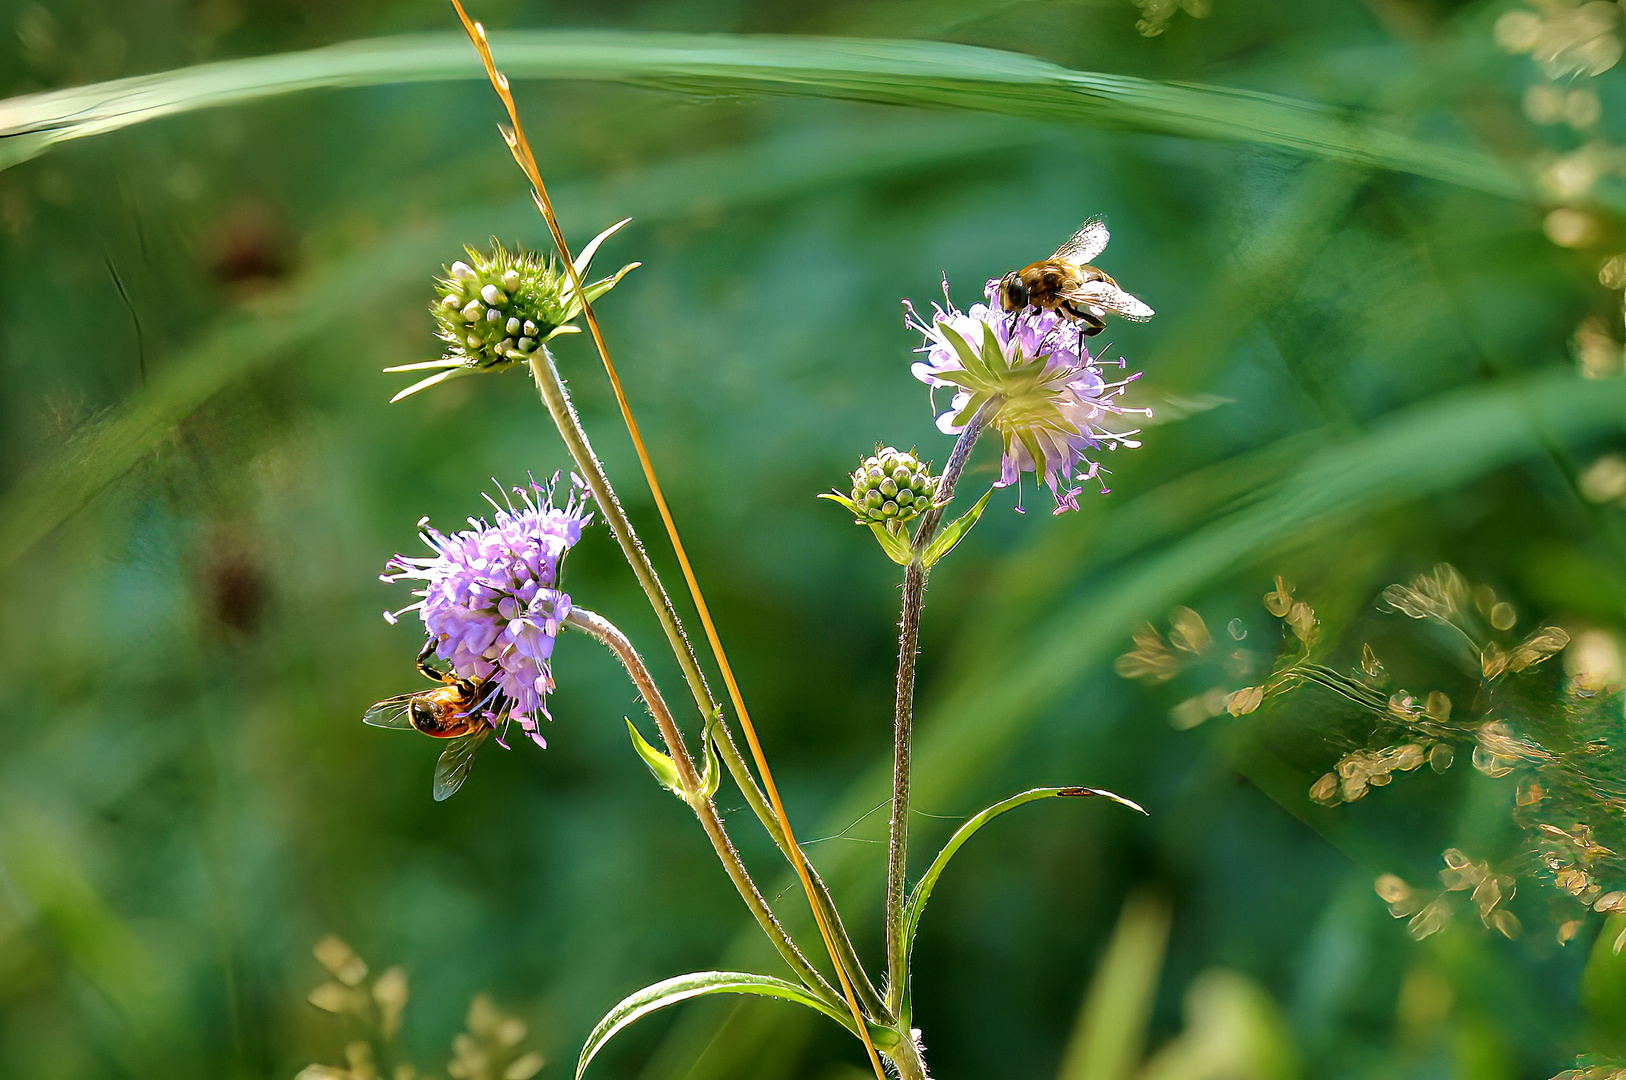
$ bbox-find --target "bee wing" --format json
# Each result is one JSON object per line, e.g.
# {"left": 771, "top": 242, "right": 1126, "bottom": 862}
{"left": 1066, "top": 280, "right": 1154, "bottom": 321}
{"left": 363, "top": 693, "right": 417, "bottom": 730}
{"left": 1052, "top": 216, "right": 1109, "bottom": 266}
{"left": 432, "top": 727, "right": 490, "bottom": 801}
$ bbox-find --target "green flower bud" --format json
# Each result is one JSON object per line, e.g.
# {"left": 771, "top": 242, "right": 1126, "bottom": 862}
{"left": 393, "top": 222, "right": 639, "bottom": 402}
{"left": 847, "top": 446, "right": 935, "bottom": 525}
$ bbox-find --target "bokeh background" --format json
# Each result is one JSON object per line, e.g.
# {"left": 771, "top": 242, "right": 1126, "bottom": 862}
{"left": 5, "top": 0, "right": 1626, "bottom": 1077}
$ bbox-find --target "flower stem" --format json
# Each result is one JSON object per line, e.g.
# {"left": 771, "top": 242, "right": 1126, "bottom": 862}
{"left": 564, "top": 606, "right": 839, "bottom": 1005}
{"left": 527, "top": 347, "right": 887, "bottom": 1019}
{"left": 884, "top": 403, "right": 995, "bottom": 1023}
{"left": 455, "top": 7, "right": 888, "bottom": 1070}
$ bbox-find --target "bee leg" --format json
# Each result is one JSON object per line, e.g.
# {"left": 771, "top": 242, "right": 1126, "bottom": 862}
{"left": 415, "top": 637, "right": 451, "bottom": 682}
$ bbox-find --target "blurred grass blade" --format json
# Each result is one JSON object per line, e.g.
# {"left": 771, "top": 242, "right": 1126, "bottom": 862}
{"left": 0, "top": 31, "right": 1526, "bottom": 201}
{"left": 0, "top": 113, "right": 1045, "bottom": 573}
{"left": 1056, "top": 892, "right": 1171, "bottom": 1080}
{"left": 576, "top": 970, "right": 894, "bottom": 1079}
{"left": 0, "top": 803, "right": 198, "bottom": 1073}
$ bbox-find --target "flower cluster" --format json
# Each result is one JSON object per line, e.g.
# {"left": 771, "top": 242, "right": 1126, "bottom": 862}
{"left": 847, "top": 446, "right": 936, "bottom": 525}
{"left": 386, "top": 220, "right": 639, "bottom": 402}
{"left": 906, "top": 283, "right": 1149, "bottom": 513}
{"left": 382, "top": 476, "right": 591, "bottom": 746}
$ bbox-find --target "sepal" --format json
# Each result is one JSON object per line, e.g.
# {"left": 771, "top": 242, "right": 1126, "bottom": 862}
{"left": 868, "top": 522, "right": 915, "bottom": 566}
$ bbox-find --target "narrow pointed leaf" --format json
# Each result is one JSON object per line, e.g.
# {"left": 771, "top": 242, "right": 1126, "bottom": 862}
{"left": 576, "top": 970, "right": 895, "bottom": 1079}
{"left": 696, "top": 711, "right": 723, "bottom": 802}
{"left": 816, "top": 491, "right": 861, "bottom": 516}
{"left": 626, "top": 719, "right": 684, "bottom": 796}
{"left": 922, "top": 487, "right": 994, "bottom": 568}
{"left": 904, "top": 787, "right": 1144, "bottom": 947}
{"left": 571, "top": 217, "right": 632, "bottom": 277}
{"left": 381, "top": 358, "right": 465, "bottom": 372}
{"left": 390, "top": 368, "right": 469, "bottom": 404}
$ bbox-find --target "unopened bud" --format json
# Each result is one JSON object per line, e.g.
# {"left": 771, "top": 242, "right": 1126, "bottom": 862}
{"left": 848, "top": 446, "right": 934, "bottom": 525}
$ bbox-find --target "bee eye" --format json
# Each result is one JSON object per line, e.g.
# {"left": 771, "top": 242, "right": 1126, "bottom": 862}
{"left": 410, "top": 701, "right": 435, "bottom": 731}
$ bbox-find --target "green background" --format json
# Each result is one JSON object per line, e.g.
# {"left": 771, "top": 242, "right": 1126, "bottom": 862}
{"left": 2, "top": 0, "right": 1625, "bottom": 1077}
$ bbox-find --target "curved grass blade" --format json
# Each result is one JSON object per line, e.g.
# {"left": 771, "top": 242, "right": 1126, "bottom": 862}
{"left": 902, "top": 787, "right": 1144, "bottom": 949}
{"left": 575, "top": 970, "right": 899, "bottom": 1080}
{"left": 0, "top": 112, "right": 1043, "bottom": 576}
{"left": 0, "top": 31, "right": 1528, "bottom": 203}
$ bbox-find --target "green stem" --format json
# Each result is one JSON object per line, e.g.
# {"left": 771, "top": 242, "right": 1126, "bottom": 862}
{"left": 528, "top": 347, "right": 884, "bottom": 1017}
{"left": 564, "top": 606, "right": 838, "bottom": 1004}
{"left": 885, "top": 403, "right": 994, "bottom": 1022}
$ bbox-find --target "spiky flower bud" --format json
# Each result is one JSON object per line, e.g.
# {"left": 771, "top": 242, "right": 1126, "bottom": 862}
{"left": 386, "top": 219, "right": 639, "bottom": 402}
{"left": 431, "top": 242, "right": 567, "bottom": 371}
{"left": 848, "top": 446, "right": 936, "bottom": 525}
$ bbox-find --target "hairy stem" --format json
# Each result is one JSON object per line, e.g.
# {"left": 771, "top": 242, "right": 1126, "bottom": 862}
{"left": 885, "top": 404, "right": 995, "bottom": 1021}
{"left": 564, "top": 606, "right": 838, "bottom": 1003}
{"left": 455, "top": 10, "right": 887, "bottom": 1071}
{"left": 528, "top": 347, "right": 885, "bottom": 1016}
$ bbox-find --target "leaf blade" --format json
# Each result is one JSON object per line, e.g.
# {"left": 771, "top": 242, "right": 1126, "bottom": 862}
{"left": 922, "top": 487, "right": 994, "bottom": 568}
{"left": 575, "top": 970, "right": 881, "bottom": 1080}
{"left": 903, "top": 786, "right": 1144, "bottom": 948}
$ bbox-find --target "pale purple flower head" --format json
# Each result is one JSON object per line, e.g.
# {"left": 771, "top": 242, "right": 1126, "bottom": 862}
{"left": 383, "top": 475, "right": 592, "bottom": 747}
{"left": 905, "top": 281, "right": 1149, "bottom": 514}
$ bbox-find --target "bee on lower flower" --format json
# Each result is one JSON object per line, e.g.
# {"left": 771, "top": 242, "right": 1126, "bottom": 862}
{"left": 369, "top": 474, "right": 592, "bottom": 799}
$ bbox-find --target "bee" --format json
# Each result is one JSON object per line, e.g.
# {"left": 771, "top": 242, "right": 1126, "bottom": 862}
{"left": 363, "top": 640, "right": 498, "bottom": 801}
{"left": 995, "top": 216, "right": 1154, "bottom": 336}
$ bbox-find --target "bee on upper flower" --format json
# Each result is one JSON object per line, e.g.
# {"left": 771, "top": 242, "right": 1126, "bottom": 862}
{"left": 905, "top": 279, "right": 1151, "bottom": 514}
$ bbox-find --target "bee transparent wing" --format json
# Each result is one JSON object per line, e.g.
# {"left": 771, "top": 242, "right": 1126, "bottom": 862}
{"left": 1066, "top": 280, "right": 1154, "bottom": 321}
{"left": 1052, "top": 216, "right": 1109, "bottom": 266}
{"left": 362, "top": 693, "right": 417, "bottom": 730}
{"left": 432, "top": 726, "right": 490, "bottom": 801}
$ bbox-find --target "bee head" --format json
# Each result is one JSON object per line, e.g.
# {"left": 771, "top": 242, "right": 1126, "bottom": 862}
{"left": 998, "top": 274, "right": 1028, "bottom": 312}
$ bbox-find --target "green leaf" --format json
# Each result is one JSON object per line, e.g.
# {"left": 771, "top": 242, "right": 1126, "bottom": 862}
{"left": 626, "top": 719, "right": 684, "bottom": 796}
{"left": 575, "top": 970, "right": 895, "bottom": 1079}
{"left": 696, "top": 711, "right": 723, "bottom": 803}
{"left": 903, "top": 787, "right": 1144, "bottom": 950}
{"left": 922, "top": 487, "right": 994, "bottom": 569}
{"left": 571, "top": 217, "right": 632, "bottom": 278}
{"left": 867, "top": 522, "right": 915, "bottom": 566}
{"left": 563, "top": 261, "right": 642, "bottom": 321}
{"left": 388, "top": 367, "right": 476, "bottom": 404}
{"left": 0, "top": 31, "right": 1538, "bottom": 207}
{"left": 816, "top": 491, "right": 861, "bottom": 516}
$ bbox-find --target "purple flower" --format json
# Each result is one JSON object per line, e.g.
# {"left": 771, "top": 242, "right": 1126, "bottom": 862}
{"left": 382, "top": 476, "right": 592, "bottom": 747}
{"left": 905, "top": 282, "right": 1149, "bottom": 513}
